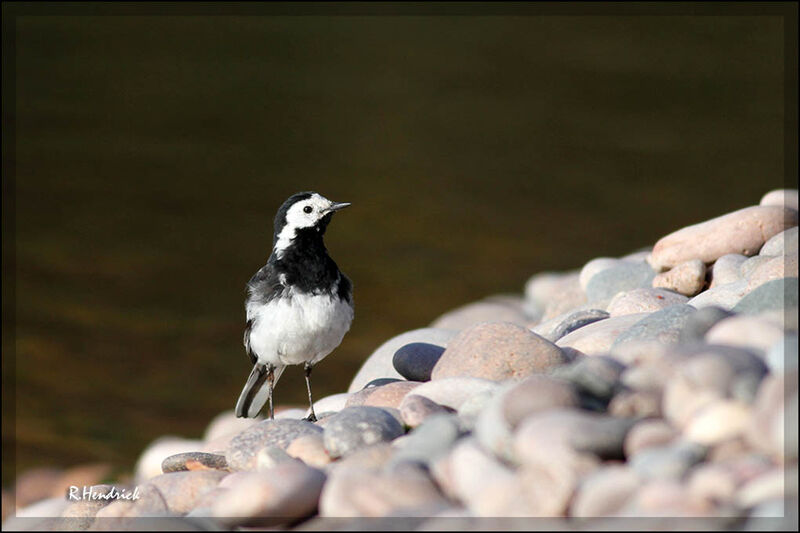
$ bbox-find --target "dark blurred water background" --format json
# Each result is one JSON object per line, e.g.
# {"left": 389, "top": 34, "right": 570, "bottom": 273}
{"left": 5, "top": 7, "right": 788, "bottom": 483}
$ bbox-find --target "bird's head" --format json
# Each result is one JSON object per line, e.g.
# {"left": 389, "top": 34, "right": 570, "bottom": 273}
{"left": 272, "top": 192, "right": 350, "bottom": 255}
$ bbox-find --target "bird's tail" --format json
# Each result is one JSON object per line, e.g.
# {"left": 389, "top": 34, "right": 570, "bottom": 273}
{"left": 235, "top": 363, "right": 285, "bottom": 418}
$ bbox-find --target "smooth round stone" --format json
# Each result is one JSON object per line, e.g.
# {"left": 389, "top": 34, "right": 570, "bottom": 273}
{"left": 629, "top": 441, "right": 707, "bottom": 480}
{"left": 525, "top": 270, "right": 581, "bottom": 310}
{"left": 745, "top": 373, "right": 791, "bottom": 462}
{"left": 211, "top": 462, "right": 325, "bottom": 525}
{"left": 309, "top": 393, "right": 350, "bottom": 417}
{"left": 556, "top": 313, "right": 649, "bottom": 355}
{"left": 13, "top": 467, "right": 63, "bottom": 509}
{"left": 607, "top": 389, "right": 662, "bottom": 418}
{"left": 687, "top": 279, "right": 749, "bottom": 310}
{"left": 579, "top": 257, "right": 626, "bottom": 291}
{"left": 686, "top": 458, "right": 771, "bottom": 506}
{"left": 541, "top": 277, "right": 589, "bottom": 320}
{"left": 652, "top": 259, "right": 707, "bottom": 296}
{"left": 146, "top": 470, "right": 226, "bottom": 515}
{"left": 93, "top": 484, "right": 170, "bottom": 521}
{"left": 134, "top": 437, "right": 205, "bottom": 483}
{"left": 607, "top": 288, "right": 689, "bottom": 317}
{"left": 203, "top": 411, "right": 263, "bottom": 443}
{"left": 760, "top": 188, "right": 799, "bottom": 210}
{"left": 648, "top": 205, "right": 798, "bottom": 270}
{"left": 406, "top": 376, "right": 499, "bottom": 411}
{"left": 398, "top": 394, "right": 455, "bottom": 428}
{"left": 684, "top": 400, "right": 753, "bottom": 446}
{"left": 392, "top": 343, "right": 445, "bottom": 382}
{"left": 285, "top": 433, "right": 330, "bottom": 468}
{"left": 348, "top": 328, "right": 458, "bottom": 393}
{"left": 570, "top": 465, "right": 642, "bottom": 517}
{"left": 705, "top": 315, "right": 785, "bottom": 354}
{"left": 747, "top": 254, "right": 798, "bottom": 291}
{"left": 760, "top": 226, "right": 799, "bottom": 256}
{"left": 550, "top": 356, "right": 625, "bottom": 404}
{"left": 345, "top": 381, "right": 421, "bottom": 409}
{"left": 322, "top": 406, "right": 405, "bottom": 459}
{"left": 430, "top": 298, "right": 530, "bottom": 330}
{"left": 455, "top": 389, "right": 497, "bottom": 430}
{"left": 390, "top": 414, "right": 462, "bottom": 468}
{"left": 710, "top": 254, "right": 747, "bottom": 288}
{"left": 739, "top": 255, "right": 773, "bottom": 279}
{"left": 255, "top": 446, "right": 296, "bottom": 470}
{"left": 431, "top": 322, "right": 568, "bottom": 382}
{"left": 473, "top": 384, "right": 516, "bottom": 463}
{"left": 611, "top": 304, "right": 697, "bottom": 350}
{"left": 766, "top": 334, "right": 798, "bottom": 372}
{"left": 734, "top": 277, "right": 799, "bottom": 314}
{"left": 320, "top": 461, "right": 448, "bottom": 518}
{"left": 501, "top": 375, "right": 580, "bottom": 428}
{"left": 515, "top": 408, "right": 634, "bottom": 464}
{"left": 226, "top": 419, "right": 322, "bottom": 471}
{"left": 534, "top": 308, "right": 610, "bottom": 342}
{"left": 161, "top": 452, "right": 228, "bottom": 474}
{"left": 735, "top": 468, "right": 787, "bottom": 510}
{"left": 662, "top": 345, "right": 768, "bottom": 427}
{"left": 679, "top": 306, "right": 735, "bottom": 343}
{"left": 585, "top": 262, "right": 657, "bottom": 304}
{"left": 624, "top": 419, "right": 678, "bottom": 457}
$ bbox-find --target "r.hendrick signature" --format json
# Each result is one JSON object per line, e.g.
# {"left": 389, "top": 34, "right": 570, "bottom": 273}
{"left": 68, "top": 485, "right": 140, "bottom": 501}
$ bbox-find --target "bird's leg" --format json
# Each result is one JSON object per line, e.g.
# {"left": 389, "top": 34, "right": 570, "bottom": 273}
{"left": 267, "top": 364, "right": 275, "bottom": 420}
{"left": 304, "top": 362, "right": 317, "bottom": 422}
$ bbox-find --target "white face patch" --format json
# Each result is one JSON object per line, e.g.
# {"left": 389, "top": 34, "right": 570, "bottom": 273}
{"left": 274, "top": 193, "right": 336, "bottom": 258}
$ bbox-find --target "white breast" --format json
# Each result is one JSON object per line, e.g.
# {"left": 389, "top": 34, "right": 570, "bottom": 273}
{"left": 247, "top": 289, "right": 354, "bottom": 367}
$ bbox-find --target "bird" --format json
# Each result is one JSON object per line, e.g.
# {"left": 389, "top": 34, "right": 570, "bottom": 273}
{"left": 235, "top": 191, "right": 354, "bottom": 422}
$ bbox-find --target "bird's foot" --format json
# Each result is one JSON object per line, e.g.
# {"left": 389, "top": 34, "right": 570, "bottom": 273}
{"left": 304, "top": 413, "right": 317, "bottom": 423}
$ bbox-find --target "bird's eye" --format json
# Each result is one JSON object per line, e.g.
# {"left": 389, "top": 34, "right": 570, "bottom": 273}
{"left": 303, "top": 206, "right": 313, "bottom": 214}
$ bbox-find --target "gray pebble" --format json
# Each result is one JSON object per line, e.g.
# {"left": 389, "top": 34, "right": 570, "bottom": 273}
{"left": 392, "top": 343, "right": 445, "bottom": 382}
{"left": 550, "top": 355, "right": 625, "bottom": 404}
{"left": 766, "top": 334, "right": 798, "bottom": 373}
{"left": 679, "top": 305, "right": 735, "bottom": 344}
{"left": 585, "top": 262, "right": 657, "bottom": 304}
{"left": 549, "top": 309, "right": 610, "bottom": 342}
{"left": 226, "top": 419, "right": 322, "bottom": 471}
{"left": 363, "top": 378, "right": 403, "bottom": 389}
{"left": 629, "top": 441, "right": 707, "bottom": 480}
{"left": 760, "top": 226, "right": 798, "bottom": 256}
{"left": 734, "top": 277, "right": 799, "bottom": 314}
{"left": 390, "top": 414, "right": 462, "bottom": 468}
{"left": 611, "top": 304, "right": 697, "bottom": 350}
{"left": 323, "top": 406, "right": 405, "bottom": 459}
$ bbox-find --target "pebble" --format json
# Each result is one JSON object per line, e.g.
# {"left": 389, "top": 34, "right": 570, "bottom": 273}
{"left": 146, "top": 470, "right": 226, "bottom": 515}
{"left": 734, "top": 277, "right": 799, "bottom": 314}
{"left": 390, "top": 414, "right": 462, "bottom": 468}
{"left": 611, "top": 304, "right": 697, "bottom": 350}
{"left": 226, "top": 419, "right": 322, "bottom": 471}
{"left": 398, "top": 394, "right": 455, "bottom": 428}
{"left": 430, "top": 298, "right": 530, "bottom": 330}
{"left": 683, "top": 399, "right": 753, "bottom": 445}
{"left": 556, "top": 312, "right": 649, "bottom": 355}
{"left": 525, "top": 271, "right": 586, "bottom": 320}
{"left": 550, "top": 356, "right": 625, "bottom": 405}
{"left": 93, "top": 484, "right": 169, "bottom": 519}
{"left": 747, "top": 254, "right": 798, "bottom": 291}
{"left": 285, "top": 433, "right": 331, "bottom": 468}
{"left": 570, "top": 465, "right": 642, "bottom": 517}
{"left": 648, "top": 205, "right": 798, "bottom": 270}
{"left": 607, "top": 389, "right": 662, "bottom": 418}
{"left": 322, "top": 406, "right": 405, "bottom": 459}
{"left": 320, "top": 461, "right": 447, "bottom": 518}
{"left": 760, "top": 188, "right": 799, "bottom": 210}
{"left": 766, "top": 334, "right": 798, "bottom": 372}
{"left": 607, "top": 288, "right": 689, "bottom": 316}
{"left": 579, "top": 257, "right": 627, "bottom": 290}
{"left": 203, "top": 411, "right": 262, "bottom": 443}
{"left": 652, "top": 259, "right": 707, "bottom": 296}
{"left": 134, "top": 437, "right": 206, "bottom": 483}
{"left": 255, "top": 446, "right": 295, "bottom": 470}
{"left": 710, "top": 254, "right": 747, "bottom": 288}
{"left": 705, "top": 315, "right": 785, "bottom": 354}
{"left": 392, "top": 343, "right": 445, "bottom": 382}
{"left": 624, "top": 419, "right": 678, "bottom": 457}
{"left": 473, "top": 384, "right": 516, "bottom": 462}
{"left": 745, "top": 372, "right": 793, "bottom": 462}
{"left": 534, "top": 308, "right": 610, "bottom": 342}
{"left": 13, "top": 468, "right": 64, "bottom": 509}
{"left": 345, "top": 381, "right": 421, "bottom": 410}
{"left": 739, "top": 255, "right": 773, "bottom": 279}
{"left": 348, "top": 328, "right": 457, "bottom": 393}
{"left": 404, "top": 376, "right": 499, "bottom": 411}
{"left": 628, "top": 441, "right": 707, "bottom": 480}
{"left": 211, "top": 462, "right": 325, "bottom": 525}
{"left": 761, "top": 226, "right": 799, "bottom": 256}
{"left": 679, "top": 305, "right": 734, "bottom": 343}
{"left": 309, "top": 393, "right": 350, "bottom": 417}
{"left": 662, "top": 345, "right": 768, "bottom": 428}
{"left": 432, "top": 322, "right": 567, "bottom": 381}
{"left": 501, "top": 375, "right": 580, "bottom": 428}
{"left": 585, "top": 262, "right": 657, "bottom": 304}
{"left": 735, "top": 468, "right": 788, "bottom": 510}
{"left": 687, "top": 279, "right": 749, "bottom": 310}
{"left": 160, "top": 452, "right": 228, "bottom": 474}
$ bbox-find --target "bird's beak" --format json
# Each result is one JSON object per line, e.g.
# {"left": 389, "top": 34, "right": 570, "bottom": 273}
{"left": 327, "top": 202, "right": 351, "bottom": 213}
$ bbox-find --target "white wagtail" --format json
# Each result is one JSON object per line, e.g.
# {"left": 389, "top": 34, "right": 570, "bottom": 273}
{"left": 235, "top": 192, "right": 353, "bottom": 422}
